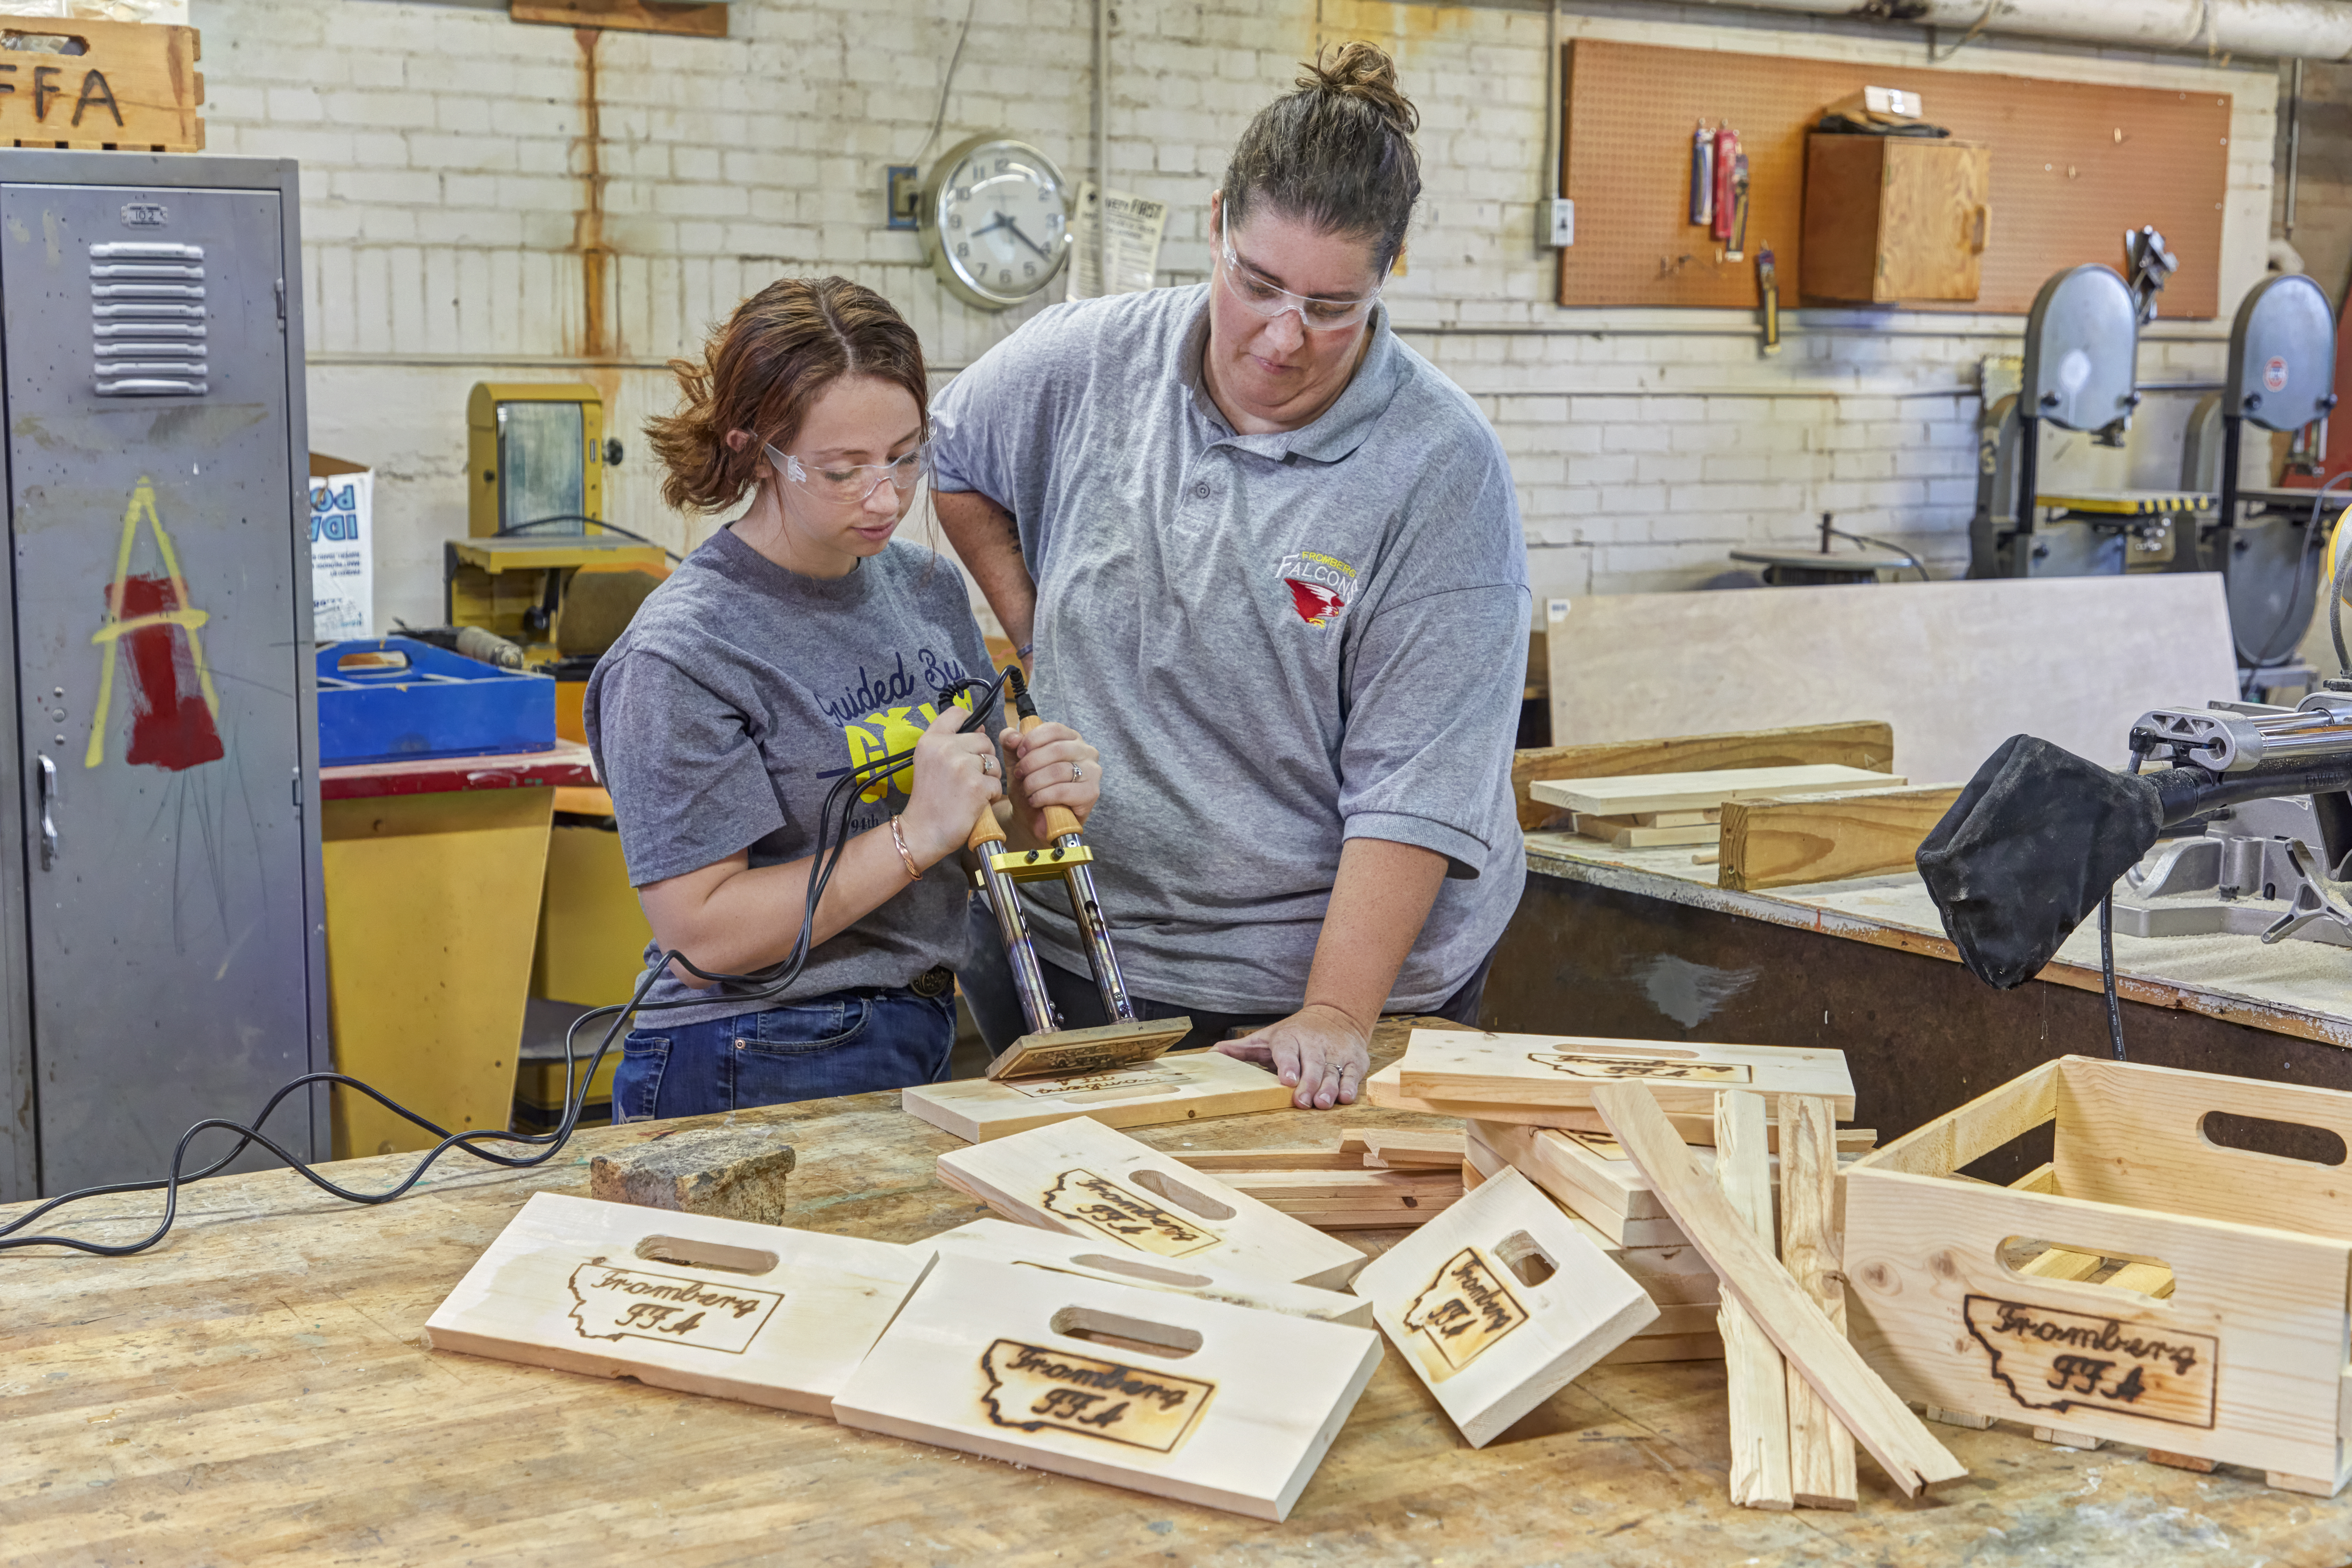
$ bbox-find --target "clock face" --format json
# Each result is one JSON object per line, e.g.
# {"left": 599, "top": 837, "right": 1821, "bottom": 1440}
{"left": 922, "top": 134, "right": 1070, "bottom": 311}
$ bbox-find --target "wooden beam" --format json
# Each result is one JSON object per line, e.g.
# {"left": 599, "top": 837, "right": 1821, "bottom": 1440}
{"left": 1716, "top": 1090, "right": 1794, "bottom": 1510}
{"left": 510, "top": 0, "right": 729, "bottom": 36}
{"left": 1510, "top": 720, "right": 1894, "bottom": 832}
{"left": 1717, "top": 785, "right": 1964, "bottom": 892}
{"left": 1778, "top": 1095, "right": 1857, "bottom": 1510}
{"left": 1592, "top": 1083, "right": 1968, "bottom": 1497}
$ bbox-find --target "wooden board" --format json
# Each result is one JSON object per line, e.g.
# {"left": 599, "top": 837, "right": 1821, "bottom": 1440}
{"left": 906, "top": 1217, "right": 1375, "bottom": 1328}
{"left": 1543, "top": 578, "right": 2239, "bottom": 791}
{"left": 983, "top": 1017, "right": 1191, "bottom": 1081}
{"left": 1718, "top": 786, "right": 1965, "bottom": 892}
{"left": 1593, "top": 1083, "right": 1969, "bottom": 1498}
{"left": 1779, "top": 1096, "right": 1859, "bottom": 1510}
{"left": 1537, "top": 765, "right": 1898, "bottom": 819}
{"left": 1398, "top": 1028, "right": 1856, "bottom": 1118}
{"left": 832, "top": 1255, "right": 1383, "bottom": 1521}
{"left": 903, "top": 1049, "right": 1293, "bottom": 1142}
{"left": 1715, "top": 1090, "right": 1794, "bottom": 1510}
{"left": 1513, "top": 722, "right": 1894, "bottom": 833}
{"left": 1218, "top": 1167, "right": 1463, "bottom": 1230}
{"left": 933, "top": 1116, "right": 1370, "bottom": 1291}
{"left": 1348, "top": 1168, "right": 1659, "bottom": 1447}
{"left": 1342, "top": 1128, "right": 1465, "bottom": 1167}
{"left": 510, "top": 0, "right": 730, "bottom": 36}
{"left": 1557, "top": 37, "right": 2228, "bottom": 316}
{"left": 0, "top": 16, "right": 203, "bottom": 152}
{"left": 1575, "top": 816, "right": 1722, "bottom": 849}
{"left": 421, "top": 1192, "right": 927, "bottom": 1417}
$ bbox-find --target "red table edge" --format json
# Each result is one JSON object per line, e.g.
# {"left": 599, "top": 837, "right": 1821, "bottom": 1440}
{"left": 319, "top": 739, "right": 598, "bottom": 801}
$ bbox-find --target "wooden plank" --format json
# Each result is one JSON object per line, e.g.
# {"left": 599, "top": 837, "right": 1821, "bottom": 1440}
{"left": 1511, "top": 720, "right": 1894, "bottom": 832}
{"left": 1592, "top": 1083, "right": 1969, "bottom": 1497}
{"left": 422, "top": 1192, "right": 926, "bottom": 1417}
{"left": 1716, "top": 1090, "right": 1794, "bottom": 1510}
{"left": 1543, "top": 577, "right": 2237, "bottom": 791}
{"left": 509, "top": 0, "right": 730, "bottom": 36}
{"left": 1779, "top": 1095, "right": 1858, "bottom": 1511}
{"left": 1718, "top": 786, "right": 1965, "bottom": 892}
{"left": 1533, "top": 765, "right": 1900, "bottom": 819}
{"left": 906, "top": 1217, "right": 1375, "bottom": 1329}
{"left": 1349, "top": 1167, "right": 1658, "bottom": 1446}
{"left": 933, "top": 1116, "right": 1368, "bottom": 1291}
{"left": 832, "top": 1256, "right": 1383, "bottom": 1521}
{"left": 1399, "top": 1028, "right": 1856, "bottom": 1118}
{"left": 1340, "top": 1128, "right": 1465, "bottom": 1167}
{"left": 1595, "top": 819, "right": 1721, "bottom": 850}
{"left": 0, "top": 16, "right": 203, "bottom": 152}
{"left": 1217, "top": 1170, "right": 1461, "bottom": 1204}
{"left": 1174, "top": 1147, "right": 1365, "bottom": 1171}
{"left": 1850, "top": 1058, "right": 2061, "bottom": 1179}
{"left": 1844, "top": 1164, "right": 2352, "bottom": 1480}
{"left": 902, "top": 1049, "right": 1293, "bottom": 1142}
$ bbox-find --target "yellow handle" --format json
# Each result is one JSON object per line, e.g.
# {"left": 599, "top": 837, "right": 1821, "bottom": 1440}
{"left": 1019, "top": 713, "right": 1085, "bottom": 841}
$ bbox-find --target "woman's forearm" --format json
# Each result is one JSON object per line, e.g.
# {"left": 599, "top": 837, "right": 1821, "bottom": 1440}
{"left": 639, "top": 826, "right": 944, "bottom": 986}
{"left": 1303, "top": 837, "right": 1448, "bottom": 1029}
{"left": 935, "top": 489, "right": 1037, "bottom": 651}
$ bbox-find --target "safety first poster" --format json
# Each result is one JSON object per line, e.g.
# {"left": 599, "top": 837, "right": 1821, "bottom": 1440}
{"left": 309, "top": 453, "right": 373, "bottom": 642}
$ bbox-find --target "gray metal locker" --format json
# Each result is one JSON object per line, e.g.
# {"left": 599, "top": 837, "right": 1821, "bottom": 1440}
{"left": 0, "top": 151, "right": 328, "bottom": 1201}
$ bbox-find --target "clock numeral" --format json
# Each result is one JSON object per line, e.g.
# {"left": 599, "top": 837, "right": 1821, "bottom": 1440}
{"left": 948, "top": 213, "right": 961, "bottom": 230}
{"left": 953, "top": 187, "right": 969, "bottom": 204}
{"left": 1023, "top": 262, "right": 1035, "bottom": 278}
{"left": 998, "top": 269, "right": 1012, "bottom": 285}
{"left": 956, "top": 242, "right": 969, "bottom": 259}
{"left": 994, "top": 158, "right": 1010, "bottom": 175}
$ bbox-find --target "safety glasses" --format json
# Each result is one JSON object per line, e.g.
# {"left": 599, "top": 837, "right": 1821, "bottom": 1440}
{"left": 1217, "top": 228, "right": 1386, "bottom": 331}
{"left": 765, "top": 440, "right": 929, "bottom": 506}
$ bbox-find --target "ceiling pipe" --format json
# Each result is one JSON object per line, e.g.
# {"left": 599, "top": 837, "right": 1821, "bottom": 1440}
{"left": 1679, "top": 0, "right": 2352, "bottom": 61}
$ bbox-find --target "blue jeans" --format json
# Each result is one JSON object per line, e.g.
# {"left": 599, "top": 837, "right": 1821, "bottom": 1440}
{"left": 613, "top": 987, "right": 956, "bottom": 1122}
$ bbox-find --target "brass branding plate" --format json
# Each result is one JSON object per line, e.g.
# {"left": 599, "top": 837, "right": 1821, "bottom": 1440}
{"left": 1964, "top": 1293, "right": 2218, "bottom": 1429}
{"left": 979, "top": 1337, "right": 1216, "bottom": 1451}
{"left": 1400, "top": 1246, "right": 1530, "bottom": 1382}
{"left": 1040, "top": 1168, "right": 1223, "bottom": 1257}
{"left": 565, "top": 1262, "right": 784, "bottom": 1354}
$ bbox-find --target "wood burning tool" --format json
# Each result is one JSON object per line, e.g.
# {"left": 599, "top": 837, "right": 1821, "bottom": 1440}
{"left": 1689, "top": 121, "right": 1714, "bottom": 227}
{"left": 964, "top": 668, "right": 1190, "bottom": 1080}
{"left": 1726, "top": 150, "right": 1751, "bottom": 262}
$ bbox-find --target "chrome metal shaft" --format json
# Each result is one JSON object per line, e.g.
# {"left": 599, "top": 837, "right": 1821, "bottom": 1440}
{"left": 1056, "top": 832, "right": 1136, "bottom": 1023}
{"left": 977, "top": 864, "right": 1058, "bottom": 1036}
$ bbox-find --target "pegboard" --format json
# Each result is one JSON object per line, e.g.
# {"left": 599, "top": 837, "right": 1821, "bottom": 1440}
{"left": 1558, "top": 39, "right": 2231, "bottom": 317}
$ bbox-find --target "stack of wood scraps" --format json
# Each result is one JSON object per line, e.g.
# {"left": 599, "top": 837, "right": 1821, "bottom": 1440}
{"left": 1529, "top": 764, "right": 1903, "bottom": 857}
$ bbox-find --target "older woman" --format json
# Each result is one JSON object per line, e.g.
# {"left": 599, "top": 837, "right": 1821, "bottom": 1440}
{"left": 933, "top": 43, "right": 1529, "bottom": 1109}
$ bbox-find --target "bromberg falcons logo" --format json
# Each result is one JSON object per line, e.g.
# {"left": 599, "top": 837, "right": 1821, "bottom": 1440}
{"left": 1277, "top": 549, "right": 1357, "bottom": 628}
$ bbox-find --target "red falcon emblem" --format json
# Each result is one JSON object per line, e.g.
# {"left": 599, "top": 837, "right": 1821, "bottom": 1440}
{"left": 1286, "top": 577, "right": 1348, "bottom": 627}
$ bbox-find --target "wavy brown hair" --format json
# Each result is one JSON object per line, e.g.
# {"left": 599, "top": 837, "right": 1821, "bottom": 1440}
{"left": 1221, "top": 41, "right": 1421, "bottom": 273}
{"left": 646, "top": 276, "right": 928, "bottom": 515}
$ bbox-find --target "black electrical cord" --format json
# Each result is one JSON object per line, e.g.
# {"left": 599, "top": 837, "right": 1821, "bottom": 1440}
{"left": 497, "top": 514, "right": 685, "bottom": 564}
{"left": 0, "top": 665, "right": 1021, "bottom": 1258}
{"left": 2100, "top": 745, "right": 2155, "bottom": 1064}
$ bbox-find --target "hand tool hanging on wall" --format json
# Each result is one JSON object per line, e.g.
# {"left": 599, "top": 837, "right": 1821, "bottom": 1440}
{"left": 965, "top": 668, "right": 1190, "bottom": 1078}
{"left": 1712, "top": 126, "right": 1740, "bottom": 243}
{"left": 1690, "top": 121, "right": 1715, "bottom": 226}
{"left": 1726, "top": 151, "right": 1752, "bottom": 262}
{"left": 1757, "top": 246, "right": 1781, "bottom": 355}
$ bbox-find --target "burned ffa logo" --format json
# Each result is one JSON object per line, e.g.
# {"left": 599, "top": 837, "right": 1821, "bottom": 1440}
{"left": 1400, "top": 1246, "right": 1529, "bottom": 1381}
{"left": 1275, "top": 549, "right": 1357, "bottom": 628}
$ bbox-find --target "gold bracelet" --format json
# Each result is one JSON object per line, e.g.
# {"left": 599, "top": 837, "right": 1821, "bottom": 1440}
{"left": 887, "top": 816, "right": 924, "bottom": 882}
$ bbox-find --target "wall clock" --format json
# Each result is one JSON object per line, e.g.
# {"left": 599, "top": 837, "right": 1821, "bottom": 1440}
{"left": 918, "top": 134, "right": 1071, "bottom": 311}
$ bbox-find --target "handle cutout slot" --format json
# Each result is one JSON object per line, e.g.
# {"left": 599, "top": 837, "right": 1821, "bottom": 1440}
{"left": 1065, "top": 1253, "right": 1216, "bottom": 1289}
{"left": 2199, "top": 1110, "right": 2347, "bottom": 1167}
{"left": 1, "top": 30, "right": 88, "bottom": 54}
{"left": 1997, "top": 1235, "right": 2175, "bottom": 1299}
{"left": 1050, "top": 1305, "right": 1203, "bottom": 1359}
{"left": 1131, "top": 1167, "right": 1237, "bottom": 1221}
{"left": 633, "top": 1235, "right": 779, "bottom": 1276}
{"left": 1494, "top": 1229, "right": 1558, "bottom": 1288}
{"left": 337, "top": 649, "right": 410, "bottom": 674}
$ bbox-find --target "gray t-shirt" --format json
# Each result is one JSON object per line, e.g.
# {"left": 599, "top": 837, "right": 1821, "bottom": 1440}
{"left": 931, "top": 285, "right": 1530, "bottom": 1014}
{"left": 584, "top": 526, "right": 995, "bottom": 1027}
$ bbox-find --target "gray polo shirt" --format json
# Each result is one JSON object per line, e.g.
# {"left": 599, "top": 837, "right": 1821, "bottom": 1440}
{"left": 584, "top": 528, "right": 994, "bottom": 1026}
{"left": 931, "top": 285, "right": 1529, "bottom": 1013}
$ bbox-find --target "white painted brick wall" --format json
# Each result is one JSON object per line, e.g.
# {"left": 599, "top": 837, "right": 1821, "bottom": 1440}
{"left": 188, "top": 0, "right": 2277, "bottom": 629}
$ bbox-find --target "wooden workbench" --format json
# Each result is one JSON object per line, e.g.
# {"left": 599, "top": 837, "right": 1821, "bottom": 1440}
{"left": 3, "top": 1020, "right": 2341, "bottom": 1566}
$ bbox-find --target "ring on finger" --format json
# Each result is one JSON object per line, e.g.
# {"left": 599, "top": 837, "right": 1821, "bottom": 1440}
{"left": 1071, "top": 761, "right": 1083, "bottom": 782}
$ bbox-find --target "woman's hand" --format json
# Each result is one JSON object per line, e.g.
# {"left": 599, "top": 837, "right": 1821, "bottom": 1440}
{"left": 898, "top": 707, "right": 1003, "bottom": 865}
{"left": 1218, "top": 1004, "right": 1369, "bottom": 1110}
{"left": 1000, "top": 720, "right": 1102, "bottom": 840}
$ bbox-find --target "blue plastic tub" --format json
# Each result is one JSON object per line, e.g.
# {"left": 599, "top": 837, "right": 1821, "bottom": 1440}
{"left": 316, "top": 637, "right": 557, "bottom": 765}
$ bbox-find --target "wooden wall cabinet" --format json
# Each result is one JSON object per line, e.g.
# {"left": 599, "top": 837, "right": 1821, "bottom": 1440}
{"left": 1801, "top": 135, "right": 1990, "bottom": 304}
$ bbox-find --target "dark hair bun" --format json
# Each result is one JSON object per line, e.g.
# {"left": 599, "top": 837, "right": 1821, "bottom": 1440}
{"left": 1299, "top": 41, "right": 1418, "bottom": 136}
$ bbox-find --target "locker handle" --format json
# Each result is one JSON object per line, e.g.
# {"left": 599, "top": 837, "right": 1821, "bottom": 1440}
{"left": 37, "top": 753, "right": 55, "bottom": 871}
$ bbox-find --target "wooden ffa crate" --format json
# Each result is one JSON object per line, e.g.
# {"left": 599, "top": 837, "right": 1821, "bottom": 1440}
{"left": 0, "top": 17, "right": 203, "bottom": 152}
{"left": 1800, "top": 134, "right": 1989, "bottom": 303}
{"left": 1844, "top": 1057, "right": 2352, "bottom": 1494}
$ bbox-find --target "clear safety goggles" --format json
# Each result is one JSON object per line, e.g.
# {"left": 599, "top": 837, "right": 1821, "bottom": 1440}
{"left": 1217, "top": 228, "right": 1386, "bottom": 331}
{"left": 765, "top": 439, "right": 929, "bottom": 506}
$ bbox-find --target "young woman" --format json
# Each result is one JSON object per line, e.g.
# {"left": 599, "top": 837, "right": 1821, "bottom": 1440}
{"left": 585, "top": 276, "right": 1100, "bottom": 1119}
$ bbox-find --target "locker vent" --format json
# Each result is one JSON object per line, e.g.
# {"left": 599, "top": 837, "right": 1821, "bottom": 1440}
{"left": 89, "top": 241, "right": 208, "bottom": 398}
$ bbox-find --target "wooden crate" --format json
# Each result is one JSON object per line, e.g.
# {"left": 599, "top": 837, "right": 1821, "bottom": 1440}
{"left": 1801, "top": 135, "right": 1990, "bottom": 304}
{"left": 1845, "top": 1057, "right": 2352, "bottom": 1494}
{"left": 0, "top": 17, "right": 203, "bottom": 152}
